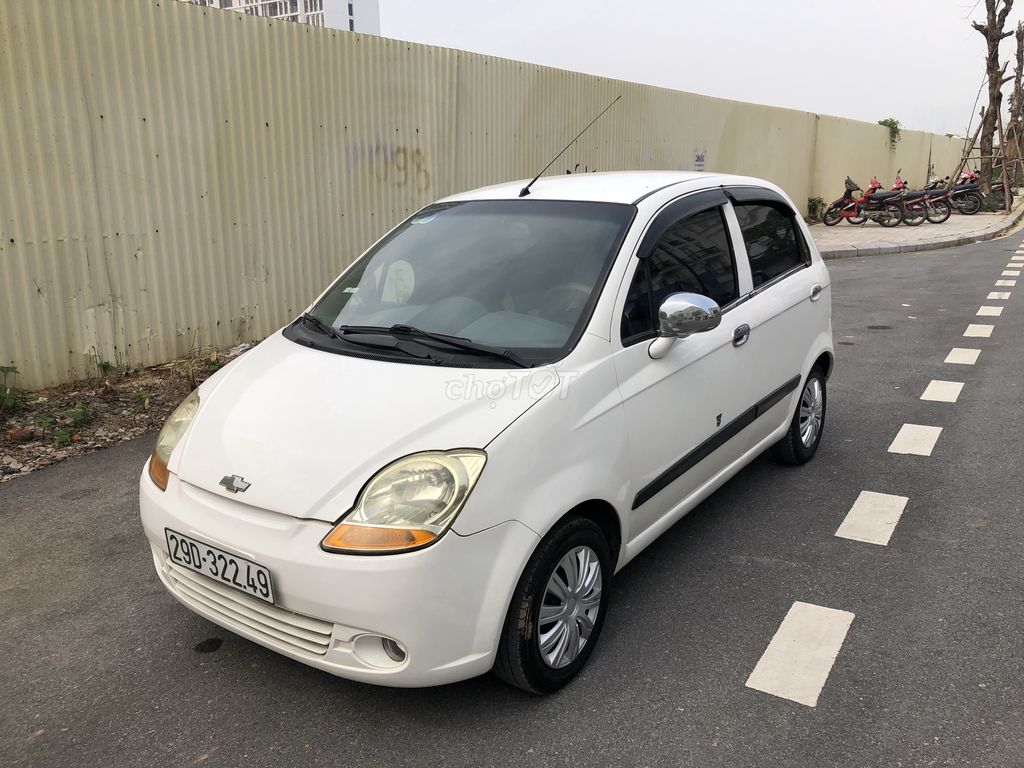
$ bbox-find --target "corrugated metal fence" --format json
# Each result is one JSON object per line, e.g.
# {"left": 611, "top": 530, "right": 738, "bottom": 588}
{"left": 0, "top": 0, "right": 965, "bottom": 388}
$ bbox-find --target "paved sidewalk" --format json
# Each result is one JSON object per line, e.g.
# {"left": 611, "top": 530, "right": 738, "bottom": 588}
{"left": 809, "top": 200, "right": 1024, "bottom": 259}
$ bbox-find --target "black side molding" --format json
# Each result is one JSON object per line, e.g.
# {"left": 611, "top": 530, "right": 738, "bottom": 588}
{"left": 631, "top": 374, "right": 802, "bottom": 510}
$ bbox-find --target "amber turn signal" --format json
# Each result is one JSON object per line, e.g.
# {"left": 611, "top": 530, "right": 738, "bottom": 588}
{"left": 148, "top": 451, "right": 170, "bottom": 491}
{"left": 321, "top": 523, "right": 437, "bottom": 553}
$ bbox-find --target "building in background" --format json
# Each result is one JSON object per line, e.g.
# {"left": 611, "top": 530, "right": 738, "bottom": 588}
{"left": 181, "top": 0, "right": 380, "bottom": 33}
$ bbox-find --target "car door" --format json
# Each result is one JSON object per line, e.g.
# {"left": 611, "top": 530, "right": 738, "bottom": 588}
{"left": 612, "top": 190, "right": 766, "bottom": 542}
{"left": 724, "top": 188, "right": 823, "bottom": 448}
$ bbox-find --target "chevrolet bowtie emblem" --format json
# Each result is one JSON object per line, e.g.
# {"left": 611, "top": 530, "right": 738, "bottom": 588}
{"left": 219, "top": 475, "right": 251, "bottom": 493}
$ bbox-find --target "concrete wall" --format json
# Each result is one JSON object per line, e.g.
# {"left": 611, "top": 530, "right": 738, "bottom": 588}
{"left": 0, "top": 0, "right": 966, "bottom": 388}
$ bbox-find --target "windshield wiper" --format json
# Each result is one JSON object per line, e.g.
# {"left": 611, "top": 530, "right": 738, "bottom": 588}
{"left": 300, "top": 312, "right": 344, "bottom": 340}
{"left": 337, "top": 324, "right": 532, "bottom": 368}
{"left": 299, "top": 314, "right": 437, "bottom": 361}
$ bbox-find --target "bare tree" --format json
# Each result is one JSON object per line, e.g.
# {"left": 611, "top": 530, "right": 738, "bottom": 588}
{"left": 972, "top": 0, "right": 1015, "bottom": 195}
{"left": 1007, "top": 22, "right": 1024, "bottom": 183}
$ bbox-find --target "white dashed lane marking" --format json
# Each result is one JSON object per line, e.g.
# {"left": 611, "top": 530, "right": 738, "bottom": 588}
{"left": 921, "top": 380, "right": 964, "bottom": 402}
{"left": 745, "top": 602, "right": 855, "bottom": 708}
{"left": 964, "top": 324, "right": 994, "bottom": 338}
{"left": 746, "top": 245, "right": 1012, "bottom": 711}
{"left": 888, "top": 424, "right": 943, "bottom": 456}
{"left": 945, "top": 347, "right": 981, "bottom": 365}
{"left": 835, "top": 491, "right": 910, "bottom": 546}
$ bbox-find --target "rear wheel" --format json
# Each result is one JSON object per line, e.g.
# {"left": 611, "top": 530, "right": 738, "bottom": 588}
{"left": 902, "top": 201, "right": 927, "bottom": 226}
{"left": 771, "top": 368, "right": 827, "bottom": 466}
{"left": 822, "top": 204, "right": 842, "bottom": 226}
{"left": 879, "top": 203, "right": 903, "bottom": 227}
{"left": 991, "top": 186, "right": 1015, "bottom": 209}
{"left": 926, "top": 199, "right": 952, "bottom": 223}
{"left": 494, "top": 516, "right": 611, "bottom": 694}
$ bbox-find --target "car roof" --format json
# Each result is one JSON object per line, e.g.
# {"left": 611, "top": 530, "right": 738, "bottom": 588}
{"left": 437, "top": 171, "right": 781, "bottom": 206}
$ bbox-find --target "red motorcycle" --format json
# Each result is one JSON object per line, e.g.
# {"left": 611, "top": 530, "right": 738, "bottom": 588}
{"left": 823, "top": 176, "right": 905, "bottom": 227}
{"left": 962, "top": 168, "right": 1015, "bottom": 209}
{"left": 927, "top": 170, "right": 999, "bottom": 214}
{"left": 891, "top": 171, "right": 950, "bottom": 224}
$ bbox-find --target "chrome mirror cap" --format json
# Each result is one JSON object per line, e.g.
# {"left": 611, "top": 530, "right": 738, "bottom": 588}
{"left": 658, "top": 292, "right": 722, "bottom": 339}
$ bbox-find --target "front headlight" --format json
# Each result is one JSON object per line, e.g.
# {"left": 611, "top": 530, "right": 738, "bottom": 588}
{"left": 321, "top": 449, "right": 487, "bottom": 554}
{"left": 148, "top": 390, "right": 200, "bottom": 491}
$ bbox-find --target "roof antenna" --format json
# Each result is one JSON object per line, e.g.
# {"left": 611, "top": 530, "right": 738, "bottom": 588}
{"left": 519, "top": 94, "right": 622, "bottom": 198}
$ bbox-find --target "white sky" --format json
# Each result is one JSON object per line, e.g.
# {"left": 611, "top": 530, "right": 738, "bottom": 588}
{"left": 378, "top": 0, "right": 1021, "bottom": 137}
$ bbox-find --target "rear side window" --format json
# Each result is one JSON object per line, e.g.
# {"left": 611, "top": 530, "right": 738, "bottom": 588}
{"left": 620, "top": 206, "right": 738, "bottom": 343}
{"left": 733, "top": 203, "right": 810, "bottom": 288}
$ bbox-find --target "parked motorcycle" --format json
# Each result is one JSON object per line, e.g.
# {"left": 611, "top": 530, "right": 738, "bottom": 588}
{"left": 960, "top": 168, "right": 1015, "bottom": 209}
{"left": 891, "top": 171, "right": 951, "bottom": 224}
{"left": 926, "top": 171, "right": 983, "bottom": 215}
{"left": 822, "top": 176, "right": 905, "bottom": 227}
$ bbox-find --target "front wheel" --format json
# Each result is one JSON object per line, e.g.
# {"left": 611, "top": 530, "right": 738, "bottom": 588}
{"left": 902, "top": 202, "right": 927, "bottom": 226}
{"left": 493, "top": 516, "right": 612, "bottom": 694}
{"left": 770, "top": 368, "right": 827, "bottom": 465}
{"left": 956, "top": 191, "right": 982, "bottom": 215}
{"left": 926, "top": 199, "right": 952, "bottom": 224}
{"left": 822, "top": 204, "right": 842, "bottom": 226}
{"left": 879, "top": 203, "right": 903, "bottom": 227}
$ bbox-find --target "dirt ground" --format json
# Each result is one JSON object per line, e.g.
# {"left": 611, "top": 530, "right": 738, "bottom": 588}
{"left": 0, "top": 347, "right": 246, "bottom": 484}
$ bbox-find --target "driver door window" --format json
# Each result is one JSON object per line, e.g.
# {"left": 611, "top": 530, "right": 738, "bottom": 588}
{"left": 613, "top": 203, "right": 758, "bottom": 541}
{"left": 620, "top": 206, "right": 738, "bottom": 344}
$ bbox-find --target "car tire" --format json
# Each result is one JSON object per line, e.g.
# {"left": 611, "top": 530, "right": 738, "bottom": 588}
{"left": 770, "top": 367, "right": 827, "bottom": 466}
{"left": 493, "top": 516, "right": 611, "bottom": 694}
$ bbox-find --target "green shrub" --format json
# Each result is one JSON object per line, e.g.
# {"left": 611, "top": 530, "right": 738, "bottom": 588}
{"left": 0, "top": 365, "right": 27, "bottom": 414}
{"left": 878, "top": 118, "right": 901, "bottom": 150}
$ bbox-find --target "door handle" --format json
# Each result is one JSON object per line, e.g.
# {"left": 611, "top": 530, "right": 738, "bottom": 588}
{"left": 733, "top": 324, "right": 751, "bottom": 347}
{"left": 810, "top": 284, "right": 823, "bottom": 302}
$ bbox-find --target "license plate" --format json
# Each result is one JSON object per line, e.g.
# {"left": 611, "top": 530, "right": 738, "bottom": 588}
{"left": 165, "top": 528, "right": 275, "bottom": 604}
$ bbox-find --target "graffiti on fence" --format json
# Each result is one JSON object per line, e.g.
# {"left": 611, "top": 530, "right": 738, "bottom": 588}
{"left": 344, "top": 141, "right": 432, "bottom": 192}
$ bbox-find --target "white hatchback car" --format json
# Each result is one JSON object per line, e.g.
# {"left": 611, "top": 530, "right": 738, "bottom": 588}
{"left": 140, "top": 171, "right": 832, "bottom": 694}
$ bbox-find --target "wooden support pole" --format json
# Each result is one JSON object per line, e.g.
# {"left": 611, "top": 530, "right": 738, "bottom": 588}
{"left": 996, "top": 106, "right": 1013, "bottom": 212}
{"left": 948, "top": 117, "right": 984, "bottom": 189}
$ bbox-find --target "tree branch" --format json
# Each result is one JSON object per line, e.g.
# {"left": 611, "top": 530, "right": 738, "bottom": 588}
{"left": 997, "top": 0, "right": 1014, "bottom": 28}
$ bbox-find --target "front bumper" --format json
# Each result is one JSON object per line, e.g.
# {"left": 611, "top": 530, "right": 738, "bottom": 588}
{"left": 140, "top": 465, "right": 539, "bottom": 687}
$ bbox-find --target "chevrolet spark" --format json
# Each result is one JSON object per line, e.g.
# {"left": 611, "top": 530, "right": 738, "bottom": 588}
{"left": 140, "top": 171, "right": 833, "bottom": 694}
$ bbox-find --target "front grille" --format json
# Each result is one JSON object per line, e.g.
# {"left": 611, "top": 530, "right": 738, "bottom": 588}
{"left": 161, "top": 555, "right": 334, "bottom": 657}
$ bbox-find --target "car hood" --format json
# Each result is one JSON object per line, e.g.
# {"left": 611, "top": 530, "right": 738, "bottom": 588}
{"left": 175, "top": 332, "right": 557, "bottom": 522}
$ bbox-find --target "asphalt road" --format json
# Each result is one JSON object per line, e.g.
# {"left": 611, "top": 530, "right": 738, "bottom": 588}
{"left": 2, "top": 234, "right": 1023, "bottom": 768}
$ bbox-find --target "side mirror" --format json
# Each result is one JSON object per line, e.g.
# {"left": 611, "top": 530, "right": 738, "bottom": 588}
{"left": 648, "top": 292, "right": 722, "bottom": 359}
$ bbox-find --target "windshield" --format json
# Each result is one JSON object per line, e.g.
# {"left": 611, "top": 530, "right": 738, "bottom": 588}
{"left": 298, "top": 199, "right": 634, "bottom": 365}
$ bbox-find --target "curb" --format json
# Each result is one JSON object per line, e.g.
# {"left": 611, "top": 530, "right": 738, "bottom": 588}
{"left": 816, "top": 202, "right": 1024, "bottom": 260}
